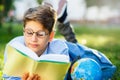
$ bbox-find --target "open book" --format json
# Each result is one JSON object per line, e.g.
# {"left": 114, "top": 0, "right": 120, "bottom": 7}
{"left": 3, "top": 43, "right": 71, "bottom": 80}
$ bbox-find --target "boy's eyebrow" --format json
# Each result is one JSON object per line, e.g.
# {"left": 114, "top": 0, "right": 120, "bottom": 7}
{"left": 24, "top": 28, "right": 48, "bottom": 33}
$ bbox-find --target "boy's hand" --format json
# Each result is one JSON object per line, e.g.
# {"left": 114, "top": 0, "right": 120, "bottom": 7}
{"left": 21, "top": 72, "right": 40, "bottom": 80}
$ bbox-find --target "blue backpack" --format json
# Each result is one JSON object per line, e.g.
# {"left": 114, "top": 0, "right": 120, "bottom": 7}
{"left": 65, "top": 42, "right": 116, "bottom": 80}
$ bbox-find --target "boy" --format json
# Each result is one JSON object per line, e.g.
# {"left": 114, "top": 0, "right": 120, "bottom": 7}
{"left": 3, "top": 5, "right": 69, "bottom": 80}
{"left": 3, "top": 5, "right": 116, "bottom": 80}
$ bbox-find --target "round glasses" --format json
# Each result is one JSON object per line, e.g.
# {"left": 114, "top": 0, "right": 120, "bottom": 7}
{"left": 24, "top": 29, "right": 49, "bottom": 38}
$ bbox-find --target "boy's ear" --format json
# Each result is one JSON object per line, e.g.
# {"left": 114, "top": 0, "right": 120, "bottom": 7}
{"left": 49, "top": 31, "right": 55, "bottom": 42}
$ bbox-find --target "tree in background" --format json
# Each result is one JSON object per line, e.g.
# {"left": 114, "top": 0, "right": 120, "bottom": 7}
{"left": 0, "top": 0, "right": 4, "bottom": 28}
{"left": 37, "top": 0, "right": 42, "bottom": 4}
{"left": 0, "top": 0, "right": 13, "bottom": 28}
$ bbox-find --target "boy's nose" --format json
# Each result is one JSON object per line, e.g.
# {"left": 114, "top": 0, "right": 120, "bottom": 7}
{"left": 31, "top": 33, "right": 38, "bottom": 41}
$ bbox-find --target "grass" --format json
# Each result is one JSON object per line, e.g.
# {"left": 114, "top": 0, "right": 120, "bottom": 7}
{"left": 0, "top": 22, "right": 120, "bottom": 79}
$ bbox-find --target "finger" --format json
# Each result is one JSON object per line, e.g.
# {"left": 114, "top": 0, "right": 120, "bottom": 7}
{"left": 37, "top": 75, "right": 41, "bottom": 80}
{"left": 33, "top": 74, "right": 37, "bottom": 80}
{"left": 21, "top": 72, "right": 29, "bottom": 80}
{"left": 33, "top": 74, "right": 40, "bottom": 80}
{"left": 27, "top": 73, "right": 34, "bottom": 80}
{"left": 36, "top": 74, "right": 41, "bottom": 80}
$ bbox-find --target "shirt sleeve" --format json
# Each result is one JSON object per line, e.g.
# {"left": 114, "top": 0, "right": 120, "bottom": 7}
{"left": 48, "top": 39, "right": 69, "bottom": 56}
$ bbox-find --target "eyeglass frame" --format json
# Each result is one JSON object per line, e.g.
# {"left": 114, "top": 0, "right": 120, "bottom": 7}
{"left": 23, "top": 28, "right": 49, "bottom": 38}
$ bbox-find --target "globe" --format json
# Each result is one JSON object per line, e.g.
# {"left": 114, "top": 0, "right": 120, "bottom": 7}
{"left": 71, "top": 58, "right": 102, "bottom": 80}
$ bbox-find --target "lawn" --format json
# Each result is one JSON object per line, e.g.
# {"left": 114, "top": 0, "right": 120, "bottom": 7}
{"left": 0, "top": 22, "right": 120, "bottom": 79}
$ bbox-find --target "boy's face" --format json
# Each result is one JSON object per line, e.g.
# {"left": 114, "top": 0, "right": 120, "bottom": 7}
{"left": 24, "top": 21, "right": 51, "bottom": 56}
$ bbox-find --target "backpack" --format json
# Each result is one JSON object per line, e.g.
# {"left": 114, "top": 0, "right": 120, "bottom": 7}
{"left": 65, "top": 42, "right": 116, "bottom": 80}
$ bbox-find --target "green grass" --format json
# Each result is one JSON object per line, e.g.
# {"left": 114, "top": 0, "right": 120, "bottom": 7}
{"left": 0, "top": 23, "right": 120, "bottom": 79}
{"left": 0, "top": 22, "right": 23, "bottom": 79}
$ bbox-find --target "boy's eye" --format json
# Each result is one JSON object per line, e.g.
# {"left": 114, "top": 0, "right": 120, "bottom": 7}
{"left": 37, "top": 32, "right": 46, "bottom": 37}
{"left": 27, "top": 31, "right": 32, "bottom": 34}
{"left": 26, "top": 31, "right": 33, "bottom": 35}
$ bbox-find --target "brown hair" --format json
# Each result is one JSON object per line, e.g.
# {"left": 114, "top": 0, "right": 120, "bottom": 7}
{"left": 23, "top": 5, "right": 57, "bottom": 33}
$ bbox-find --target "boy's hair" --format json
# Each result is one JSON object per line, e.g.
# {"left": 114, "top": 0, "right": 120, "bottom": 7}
{"left": 23, "top": 5, "right": 57, "bottom": 33}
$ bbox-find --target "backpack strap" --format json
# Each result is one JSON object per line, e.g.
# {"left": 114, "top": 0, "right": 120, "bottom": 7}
{"left": 66, "top": 56, "right": 80, "bottom": 80}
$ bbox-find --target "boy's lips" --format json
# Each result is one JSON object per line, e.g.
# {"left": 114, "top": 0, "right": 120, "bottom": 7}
{"left": 30, "top": 43, "right": 39, "bottom": 48}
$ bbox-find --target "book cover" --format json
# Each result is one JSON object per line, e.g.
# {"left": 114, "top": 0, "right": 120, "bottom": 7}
{"left": 3, "top": 45, "right": 71, "bottom": 80}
